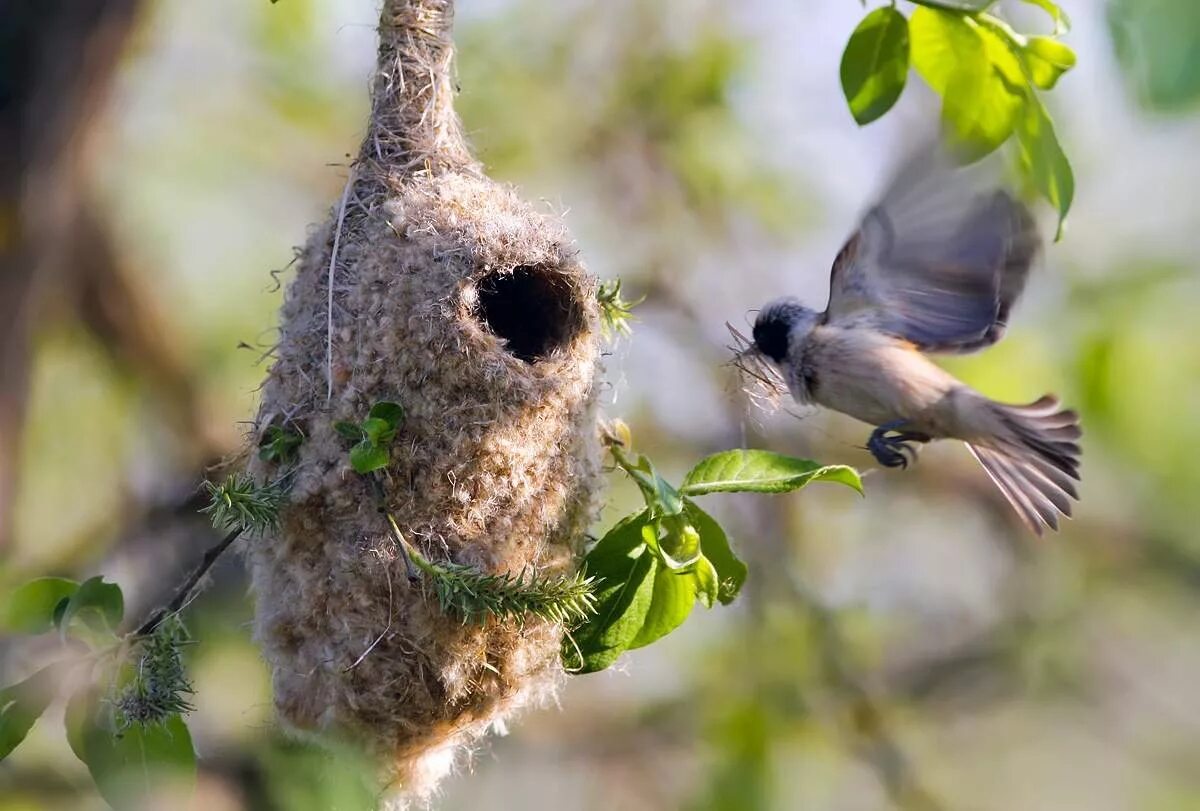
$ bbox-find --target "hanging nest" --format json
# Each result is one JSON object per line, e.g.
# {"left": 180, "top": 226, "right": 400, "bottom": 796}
{"left": 247, "top": 0, "right": 602, "bottom": 801}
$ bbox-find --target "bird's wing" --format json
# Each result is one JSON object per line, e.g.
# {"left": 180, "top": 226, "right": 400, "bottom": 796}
{"left": 823, "top": 148, "right": 1040, "bottom": 354}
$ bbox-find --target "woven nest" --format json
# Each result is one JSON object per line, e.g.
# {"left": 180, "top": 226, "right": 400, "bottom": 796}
{"left": 246, "top": 0, "right": 603, "bottom": 801}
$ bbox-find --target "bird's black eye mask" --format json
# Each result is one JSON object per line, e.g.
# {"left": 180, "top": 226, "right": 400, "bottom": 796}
{"left": 752, "top": 314, "right": 790, "bottom": 363}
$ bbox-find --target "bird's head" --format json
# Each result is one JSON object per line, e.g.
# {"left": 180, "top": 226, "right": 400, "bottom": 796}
{"left": 752, "top": 297, "right": 819, "bottom": 363}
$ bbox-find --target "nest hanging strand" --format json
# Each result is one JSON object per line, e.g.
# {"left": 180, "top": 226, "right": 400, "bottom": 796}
{"left": 362, "top": 0, "right": 477, "bottom": 188}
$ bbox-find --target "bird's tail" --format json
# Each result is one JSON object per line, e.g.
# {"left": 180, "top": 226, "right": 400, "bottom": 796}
{"left": 965, "top": 395, "right": 1082, "bottom": 535}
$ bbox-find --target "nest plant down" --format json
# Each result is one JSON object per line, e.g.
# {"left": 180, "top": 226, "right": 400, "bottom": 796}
{"left": 246, "top": 0, "right": 604, "bottom": 801}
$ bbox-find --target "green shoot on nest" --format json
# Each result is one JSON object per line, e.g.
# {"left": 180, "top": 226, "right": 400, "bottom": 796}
{"left": 258, "top": 424, "right": 304, "bottom": 464}
{"left": 115, "top": 616, "right": 195, "bottom": 730}
{"left": 201, "top": 473, "right": 285, "bottom": 534}
{"left": 413, "top": 552, "right": 596, "bottom": 626}
{"left": 596, "top": 278, "right": 641, "bottom": 338}
{"left": 381, "top": 506, "right": 596, "bottom": 626}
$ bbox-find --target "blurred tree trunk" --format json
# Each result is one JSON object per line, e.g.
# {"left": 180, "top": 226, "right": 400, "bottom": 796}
{"left": 0, "top": 0, "right": 216, "bottom": 550}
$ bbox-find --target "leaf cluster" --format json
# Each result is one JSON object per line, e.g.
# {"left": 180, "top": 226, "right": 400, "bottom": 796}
{"left": 334, "top": 400, "right": 405, "bottom": 474}
{"left": 0, "top": 576, "right": 198, "bottom": 808}
{"left": 840, "top": 0, "right": 1075, "bottom": 237}
{"left": 564, "top": 441, "right": 862, "bottom": 674}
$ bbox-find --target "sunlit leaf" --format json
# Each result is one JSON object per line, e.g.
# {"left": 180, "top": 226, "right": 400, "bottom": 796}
{"left": 628, "top": 563, "right": 697, "bottom": 649}
{"left": 840, "top": 7, "right": 910, "bottom": 125}
{"left": 693, "top": 556, "right": 720, "bottom": 610}
{"left": 908, "top": 0, "right": 995, "bottom": 10}
{"left": 624, "top": 454, "right": 685, "bottom": 517}
{"left": 911, "top": 7, "right": 1024, "bottom": 160}
{"left": 683, "top": 499, "right": 747, "bottom": 605}
{"left": 1014, "top": 96, "right": 1074, "bottom": 240}
{"left": 1018, "top": 0, "right": 1071, "bottom": 34}
{"left": 681, "top": 449, "right": 862, "bottom": 496}
{"left": 567, "top": 511, "right": 658, "bottom": 673}
{"left": 66, "top": 689, "right": 196, "bottom": 808}
{"left": 1023, "top": 36, "right": 1077, "bottom": 90}
{"left": 1, "top": 665, "right": 61, "bottom": 760}
{"left": 1, "top": 577, "right": 78, "bottom": 634}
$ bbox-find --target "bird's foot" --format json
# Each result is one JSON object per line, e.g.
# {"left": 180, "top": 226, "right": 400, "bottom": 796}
{"left": 865, "top": 421, "right": 931, "bottom": 470}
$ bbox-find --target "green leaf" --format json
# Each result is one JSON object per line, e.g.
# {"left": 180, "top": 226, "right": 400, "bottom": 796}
{"left": 67, "top": 689, "right": 196, "bottom": 809}
{"left": 628, "top": 563, "right": 697, "bottom": 650}
{"left": 349, "top": 441, "right": 390, "bottom": 474}
{"left": 911, "top": 7, "right": 1024, "bottom": 160}
{"left": 625, "top": 455, "right": 684, "bottom": 517}
{"left": 654, "top": 516, "right": 704, "bottom": 570}
{"left": 683, "top": 499, "right": 747, "bottom": 605}
{"left": 1018, "top": 0, "right": 1071, "bottom": 34}
{"left": 1108, "top": 0, "right": 1200, "bottom": 113}
{"left": 60, "top": 577, "right": 124, "bottom": 636}
{"left": 1023, "top": 36, "right": 1076, "bottom": 90}
{"left": 333, "top": 421, "right": 364, "bottom": 441}
{"left": 693, "top": 555, "right": 721, "bottom": 610}
{"left": 681, "top": 449, "right": 862, "bottom": 496}
{"left": 1014, "top": 95, "right": 1074, "bottom": 240}
{"left": 359, "top": 417, "right": 395, "bottom": 447}
{"left": 258, "top": 425, "right": 303, "bottom": 464}
{"left": 367, "top": 401, "right": 405, "bottom": 429}
{"left": 0, "top": 665, "right": 61, "bottom": 760}
{"left": 840, "top": 7, "right": 910, "bottom": 125}
{"left": 1, "top": 577, "right": 78, "bottom": 634}
{"left": 908, "top": 0, "right": 994, "bottom": 10}
{"left": 567, "top": 511, "right": 658, "bottom": 673}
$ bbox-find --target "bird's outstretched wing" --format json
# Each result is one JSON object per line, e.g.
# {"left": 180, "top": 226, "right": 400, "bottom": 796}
{"left": 823, "top": 148, "right": 1040, "bottom": 354}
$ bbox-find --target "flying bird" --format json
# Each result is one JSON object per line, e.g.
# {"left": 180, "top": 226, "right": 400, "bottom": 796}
{"left": 746, "top": 150, "right": 1081, "bottom": 535}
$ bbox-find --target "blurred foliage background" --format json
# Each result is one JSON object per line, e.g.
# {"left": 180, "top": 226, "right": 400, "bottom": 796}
{"left": 3, "top": 0, "right": 1200, "bottom": 809}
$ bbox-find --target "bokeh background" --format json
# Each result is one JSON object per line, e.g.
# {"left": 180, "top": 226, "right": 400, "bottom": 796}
{"left": 3, "top": 0, "right": 1200, "bottom": 809}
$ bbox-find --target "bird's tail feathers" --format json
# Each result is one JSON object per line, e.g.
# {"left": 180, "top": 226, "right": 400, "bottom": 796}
{"left": 966, "top": 395, "right": 1081, "bottom": 535}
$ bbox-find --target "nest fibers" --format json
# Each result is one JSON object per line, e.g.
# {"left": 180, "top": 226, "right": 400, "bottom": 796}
{"left": 246, "top": 0, "right": 602, "bottom": 802}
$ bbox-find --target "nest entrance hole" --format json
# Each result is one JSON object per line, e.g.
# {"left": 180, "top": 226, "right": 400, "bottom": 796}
{"left": 475, "top": 266, "right": 583, "bottom": 363}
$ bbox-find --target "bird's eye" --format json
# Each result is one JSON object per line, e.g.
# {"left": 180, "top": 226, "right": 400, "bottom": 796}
{"left": 752, "top": 316, "right": 790, "bottom": 363}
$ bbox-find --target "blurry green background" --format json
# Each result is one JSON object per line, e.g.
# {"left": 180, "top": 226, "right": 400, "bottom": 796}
{"left": 3, "top": 0, "right": 1200, "bottom": 809}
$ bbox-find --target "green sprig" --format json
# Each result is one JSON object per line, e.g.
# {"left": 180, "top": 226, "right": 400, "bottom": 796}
{"left": 201, "top": 474, "right": 285, "bottom": 534}
{"left": 115, "top": 617, "right": 195, "bottom": 730}
{"left": 418, "top": 555, "right": 597, "bottom": 626}
{"left": 596, "top": 278, "right": 641, "bottom": 339}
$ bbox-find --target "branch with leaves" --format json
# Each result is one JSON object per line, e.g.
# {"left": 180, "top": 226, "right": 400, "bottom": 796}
{"left": 840, "top": 0, "right": 1075, "bottom": 237}
{"left": 563, "top": 424, "right": 863, "bottom": 673}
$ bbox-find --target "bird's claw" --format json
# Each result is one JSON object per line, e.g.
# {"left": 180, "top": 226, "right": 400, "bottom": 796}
{"left": 865, "top": 422, "right": 929, "bottom": 470}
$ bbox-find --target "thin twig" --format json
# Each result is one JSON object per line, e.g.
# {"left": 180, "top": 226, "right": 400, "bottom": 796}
{"left": 326, "top": 168, "right": 356, "bottom": 402}
{"left": 133, "top": 527, "right": 244, "bottom": 637}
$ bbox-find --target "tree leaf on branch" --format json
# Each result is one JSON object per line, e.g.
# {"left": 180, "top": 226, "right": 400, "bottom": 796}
{"left": 911, "top": 7, "right": 1024, "bottom": 161}
{"left": 66, "top": 688, "right": 197, "bottom": 809}
{"left": 0, "top": 665, "right": 63, "bottom": 760}
{"left": 1014, "top": 95, "right": 1074, "bottom": 240}
{"left": 840, "top": 7, "right": 910, "bottom": 125}
{"left": 566, "top": 511, "right": 658, "bottom": 673}
{"left": 683, "top": 499, "right": 747, "bottom": 605}
{"left": 0, "top": 577, "right": 79, "bottom": 634}
{"left": 681, "top": 449, "right": 862, "bottom": 496}
{"left": 59, "top": 576, "right": 124, "bottom": 636}
{"left": 907, "top": 0, "right": 995, "bottom": 11}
